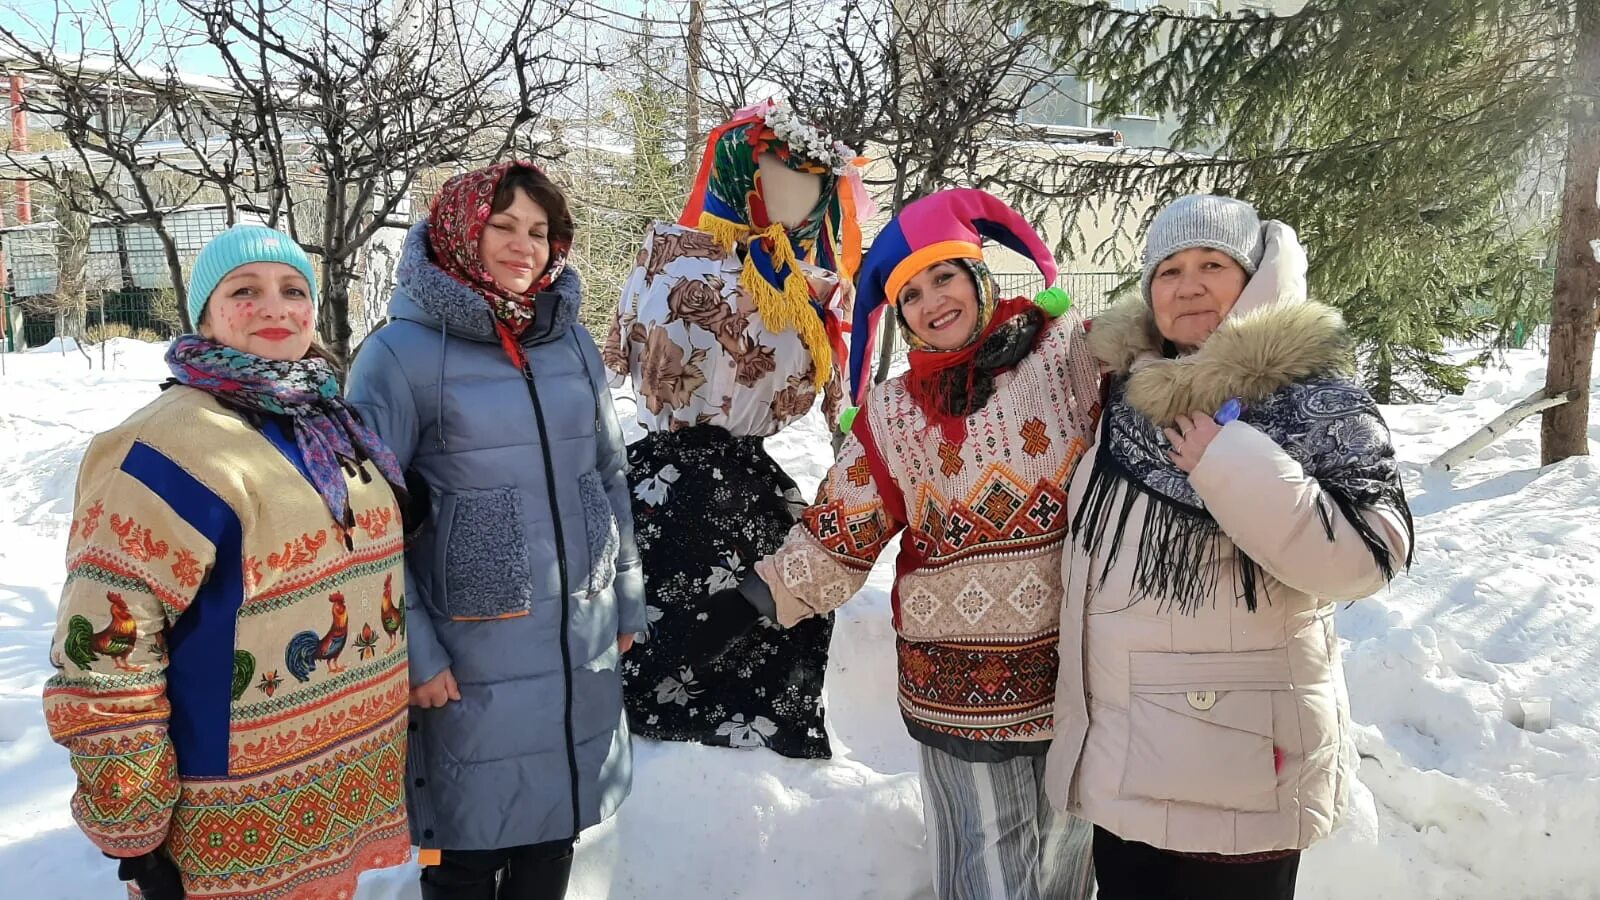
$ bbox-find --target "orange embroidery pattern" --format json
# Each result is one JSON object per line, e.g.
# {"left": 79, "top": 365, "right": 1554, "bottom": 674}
{"left": 269, "top": 530, "right": 328, "bottom": 572}
{"left": 171, "top": 550, "right": 202, "bottom": 588}
{"left": 355, "top": 507, "right": 393, "bottom": 540}
{"left": 937, "top": 441, "right": 964, "bottom": 478}
{"left": 110, "top": 513, "right": 170, "bottom": 561}
{"left": 1020, "top": 418, "right": 1052, "bottom": 457}
{"left": 846, "top": 456, "right": 873, "bottom": 488}
{"left": 244, "top": 557, "right": 264, "bottom": 593}
{"left": 80, "top": 501, "right": 105, "bottom": 541}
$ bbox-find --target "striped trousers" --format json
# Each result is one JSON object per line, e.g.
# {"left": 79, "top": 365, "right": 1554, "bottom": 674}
{"left": 919, "top": 744, "right": 1096, "bottom": 900}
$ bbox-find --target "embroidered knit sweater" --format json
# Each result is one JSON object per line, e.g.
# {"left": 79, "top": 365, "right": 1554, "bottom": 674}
{"left": 43, "top": 386, "right": 410, "bottom": 899}
{"left": 756, "top": 311, "right": 1101, "bottom": 745}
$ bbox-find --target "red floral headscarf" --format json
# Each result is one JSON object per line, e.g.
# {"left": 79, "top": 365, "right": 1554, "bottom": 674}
{"left": 427, "top": 161, "right": 571, "bottom": 347}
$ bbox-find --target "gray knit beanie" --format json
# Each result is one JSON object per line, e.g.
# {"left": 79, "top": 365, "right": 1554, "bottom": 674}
{"left": 1140, "top": 194, "right": 1264, "bottom": 304}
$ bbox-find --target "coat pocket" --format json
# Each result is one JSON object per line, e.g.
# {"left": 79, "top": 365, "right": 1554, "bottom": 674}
{"left": 1120, "top": 649, "right": 1292, "bottom": 813}
{"left": 440, "top": 488, "right": 534, "bottom": 620}
{"left": 577, "top": 470, "right": 619, "bottom": 595}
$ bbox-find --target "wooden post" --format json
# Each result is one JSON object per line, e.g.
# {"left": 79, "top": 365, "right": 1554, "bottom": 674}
{"left": 1, "top": 176, "right": 8, "bottom": 368}
{"left": 684, "top": 0, "right": 704, "bottom": 191}
{"left": 10, "top": 75, "right": 31, "bottom": 224}
{"left": 1541, "top": 1, "right": 1600, "bottom": 465}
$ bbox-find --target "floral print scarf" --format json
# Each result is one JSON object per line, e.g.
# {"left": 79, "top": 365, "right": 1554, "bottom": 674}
{"left": 701, "top": 119, "right": 838, "bottom": 251}
{"left": 428, "top": 161, "right": 570, "bottom": 364}
{"left": 165, "top": 335, "right": 406, "bottom": 532}
{"left": 680, "top": 111, "right": 850, "bottom": 391}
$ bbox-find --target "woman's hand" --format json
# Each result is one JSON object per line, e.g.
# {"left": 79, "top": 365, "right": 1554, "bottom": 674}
{"left": 1165, "top": 411, "right": 1223, "bottom": 473}
{"left": 618, "top": 633, "right": 636, "bottom": 654}
{"left": 410, "top": 667, "right": 460, "bottom": 708}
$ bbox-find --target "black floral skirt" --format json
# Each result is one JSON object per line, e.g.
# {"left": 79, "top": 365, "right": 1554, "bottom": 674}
{"left": 622, "top": 425, "right": 833, "bottom": 760}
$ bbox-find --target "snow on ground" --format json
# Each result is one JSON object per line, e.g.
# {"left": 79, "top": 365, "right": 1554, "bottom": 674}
{"left": 0, "top": 338, "right": 1597, "bottom": 899}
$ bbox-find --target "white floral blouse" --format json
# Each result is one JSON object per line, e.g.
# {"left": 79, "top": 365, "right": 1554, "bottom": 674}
{"left": 603, "top": 222, "right": 845, "bottom": 438}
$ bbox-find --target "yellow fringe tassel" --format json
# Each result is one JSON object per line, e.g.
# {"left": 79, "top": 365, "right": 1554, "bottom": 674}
{"left": 695, "top": 213, "right": 832, "bottom": 392}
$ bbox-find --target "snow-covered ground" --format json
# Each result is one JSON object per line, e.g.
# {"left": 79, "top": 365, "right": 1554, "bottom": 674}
{"left": 1, "top": 337, "right": 1596, "bottom": 899}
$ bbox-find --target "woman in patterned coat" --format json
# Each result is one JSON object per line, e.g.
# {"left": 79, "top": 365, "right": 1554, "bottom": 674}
{"left": 44, "top": 225, "right": 411, "bottom": 899}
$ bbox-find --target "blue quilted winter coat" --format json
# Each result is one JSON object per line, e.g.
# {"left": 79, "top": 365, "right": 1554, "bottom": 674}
{"left": 346, "top": 221, "right": 646, "bottom": 851}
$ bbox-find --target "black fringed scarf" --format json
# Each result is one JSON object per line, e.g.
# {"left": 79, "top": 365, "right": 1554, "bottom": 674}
{"left": 1071, "top": 300, "right": 1414, "bottom": 614}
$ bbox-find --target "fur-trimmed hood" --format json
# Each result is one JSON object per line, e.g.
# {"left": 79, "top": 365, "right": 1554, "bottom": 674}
{"left": 389, "top": 219, "right": 581, "bottom": 346}
{"left": 1088, "top": 221, "right": 1352, "bottom": 426}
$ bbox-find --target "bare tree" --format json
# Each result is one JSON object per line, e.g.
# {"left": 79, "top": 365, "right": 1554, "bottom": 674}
{"left": 49, "top": 166, "right": 94, "bottom": 359}
{"left": 0, "top": 5, "right": 249, "bottom": 332}
{"left": 182, "top": 0, "right": 579, "bottom": 358}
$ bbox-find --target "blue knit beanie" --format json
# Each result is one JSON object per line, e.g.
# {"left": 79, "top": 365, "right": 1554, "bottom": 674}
{"left": 1140, "top": 195, "right": 1264, "bottom": 304}
{"left": 187, "top": 225, "right": 319, "bottom": 329}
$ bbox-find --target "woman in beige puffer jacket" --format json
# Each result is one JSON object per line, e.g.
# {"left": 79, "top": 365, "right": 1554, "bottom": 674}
{"left": 1046, "top": 195, "right": 1413, "bottom": 899}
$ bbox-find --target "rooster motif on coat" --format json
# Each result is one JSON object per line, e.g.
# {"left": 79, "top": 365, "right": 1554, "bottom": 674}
{"left": 379, "top": 573, "right": 404, "bottom": 651}
{"left": 63, "top": 592, "right": 144, "bottom": 672}
{"left": 285, "top": 593, "right": 349, "bottom": 682}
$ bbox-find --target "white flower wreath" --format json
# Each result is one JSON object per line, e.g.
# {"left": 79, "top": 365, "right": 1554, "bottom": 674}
{"left": 763, "top": 98, "right": 860, "bottom": 176}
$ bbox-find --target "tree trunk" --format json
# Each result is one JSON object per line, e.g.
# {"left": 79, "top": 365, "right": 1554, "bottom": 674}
{"left": 320, "top": 254, "right": 355, "bottom": 364}
{"left": 321, "top": 266, "right": 354, "bottom": 363}
{"left": 1433, "top": 388, "right": 1577, "bottom": 471}
{"left": 684, "top": 0, "right": 704, "bottom": 190}
{"left": 54, "top": 172, "right": 91, "bottom": 345}
{"left": 151, "top": 224, "right": 193, "bottom": 333}
{"left": 1372, "top": 344, "right": 1394, "bottom": 405}
{"left": 875, "top": 312, "right": 897, "bottom": 385}
{"left": 1541, "top": 1, "right": 1600, "bottom": 465}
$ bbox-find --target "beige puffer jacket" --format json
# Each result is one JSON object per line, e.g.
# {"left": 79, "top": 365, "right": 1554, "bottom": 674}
{"left": 1044, "top": 224, "right": 1412, "bottom": 854}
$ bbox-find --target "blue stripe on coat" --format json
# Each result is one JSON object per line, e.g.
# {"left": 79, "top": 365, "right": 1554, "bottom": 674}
{"left": 121, "top": 440, "right": 244, "bottom": 779}
{"left": 260, "top": 418, "right": 312, "bottom": 482}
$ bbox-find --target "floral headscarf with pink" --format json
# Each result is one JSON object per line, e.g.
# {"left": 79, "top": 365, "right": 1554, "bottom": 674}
{"left": 427, "top": 160, "right": 571, "bottom": 341}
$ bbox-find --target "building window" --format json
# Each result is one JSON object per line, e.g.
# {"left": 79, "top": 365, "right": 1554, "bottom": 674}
{"left": 1115, "top": 0, "right": 1158, "bottom": 10}
{"left": 1189, "top": 0, "right": 1221, "bottom": 14}
{"left": 1087, "top": 79, "right": 1156, "bottom": 123}
{"left": 1120, "top": 91, "right": 1156, "bottom": 120}
{"left": 1240, "top": 1, "right": 1275, "bottom": 15}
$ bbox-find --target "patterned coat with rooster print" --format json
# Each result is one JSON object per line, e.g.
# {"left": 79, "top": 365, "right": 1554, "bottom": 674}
{"left": 43, "top": 384, "right": 410, "bottom": 900}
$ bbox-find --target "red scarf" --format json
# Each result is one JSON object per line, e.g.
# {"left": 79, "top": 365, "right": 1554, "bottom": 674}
{"left": 427, "top": 161, "right": 570, "bottom": 368}
{"left": 903, "top": 296, "right": 1041, "bottom": 445}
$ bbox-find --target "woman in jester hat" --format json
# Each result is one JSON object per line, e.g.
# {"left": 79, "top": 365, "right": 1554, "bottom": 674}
{"left": 603, "top": 99, "right": 869, "bottom": 760}
{"left": 698, "top": 189, "right": 1102, "bottom": 899}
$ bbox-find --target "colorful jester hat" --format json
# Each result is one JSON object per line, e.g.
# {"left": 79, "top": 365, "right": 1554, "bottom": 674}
{"left": 679, "top": 98, "right": 872, "bottom": 391}
{"left": 847, "top": 188, "right": 1060, "bottom": 405}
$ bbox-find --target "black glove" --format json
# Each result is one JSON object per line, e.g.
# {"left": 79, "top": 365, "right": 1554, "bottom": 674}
{"left": 113, "top": 851, "right": 185, "bottom": 900}
{"left": 701, "top": 585, "right": 765, "bottom": 661}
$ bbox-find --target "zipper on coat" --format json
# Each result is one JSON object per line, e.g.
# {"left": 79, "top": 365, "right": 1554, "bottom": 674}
{"left": 519, "top": 357, "right": 583, "bottom": 841}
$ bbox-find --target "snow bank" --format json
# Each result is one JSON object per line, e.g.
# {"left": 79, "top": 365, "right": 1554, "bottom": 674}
{"left": 1, "top": 341, "right": 1597, "bottom": 898}
{"left": 1299, "top": 349, "right": 1600, "bottom": 899}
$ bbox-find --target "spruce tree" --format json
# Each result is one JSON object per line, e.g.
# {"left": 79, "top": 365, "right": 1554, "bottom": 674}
{"left": 998, "top": 0, "right": 1575, "bottom": 405}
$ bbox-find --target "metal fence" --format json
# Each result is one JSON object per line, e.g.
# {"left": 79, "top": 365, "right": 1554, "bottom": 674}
{"left": 993, "top": 270, "right": 1135, "bottom": 318}
{"left": 6, "top": 288, "right": 181, "bottom": 348}
{"left": 0, "top": 205, "right": 270, "bottom": 349}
